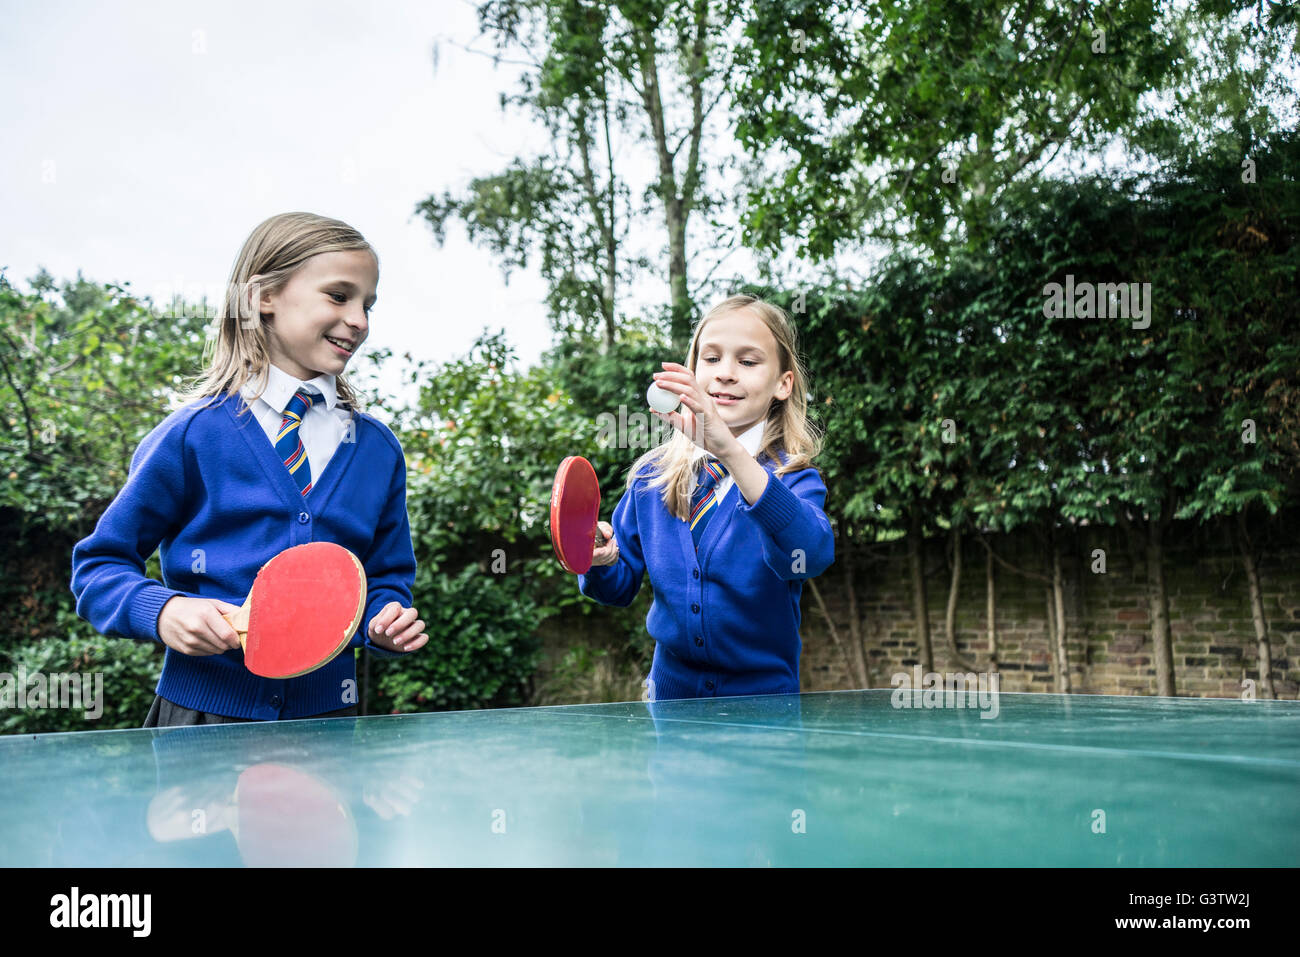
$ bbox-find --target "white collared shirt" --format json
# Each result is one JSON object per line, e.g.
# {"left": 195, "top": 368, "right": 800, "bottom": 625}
{"left": 690, "top": 420, "right": 766, "bottom": 502}
{"left": 239, "top": 364, "right": 353, "bottom": 481}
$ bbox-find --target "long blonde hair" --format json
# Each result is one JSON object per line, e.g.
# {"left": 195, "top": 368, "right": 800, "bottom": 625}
{"left": 627, "top": 294, "right": 824, "bottom": 521}
{"left": 176, "top": 211, "right": 378, "bottom": 414}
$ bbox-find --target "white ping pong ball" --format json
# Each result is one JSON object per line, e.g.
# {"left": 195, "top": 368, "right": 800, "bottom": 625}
{"left": 647, "top": 382, "right": 680, "bottom": 413}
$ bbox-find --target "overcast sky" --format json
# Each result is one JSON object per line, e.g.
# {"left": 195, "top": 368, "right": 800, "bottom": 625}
{"left": 12, "top": 3, "right": 1279, "bottom": 418}
{"left": 1, "top": 0, "right": 567, "bottom": 411}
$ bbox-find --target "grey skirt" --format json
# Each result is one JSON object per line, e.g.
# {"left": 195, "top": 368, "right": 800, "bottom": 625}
{"left": 143, "top": 695, "right": 359, "bottom": 727}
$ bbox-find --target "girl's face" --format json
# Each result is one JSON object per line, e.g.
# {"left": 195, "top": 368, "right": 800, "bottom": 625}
{"left": 692, "top": 308, "right": 794, "bottom": 437}
{"left": 256, "top": 249, "right": 378, "bottom": 382}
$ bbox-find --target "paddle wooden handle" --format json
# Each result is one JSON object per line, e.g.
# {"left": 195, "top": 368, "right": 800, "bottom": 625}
{"left": 223, "top": 600, "right": 251, "bottom": 652}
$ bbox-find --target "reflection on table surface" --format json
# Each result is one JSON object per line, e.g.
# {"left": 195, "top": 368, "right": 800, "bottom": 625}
{"left": 1, "top": 691, "right": 1297, "bottom": 866}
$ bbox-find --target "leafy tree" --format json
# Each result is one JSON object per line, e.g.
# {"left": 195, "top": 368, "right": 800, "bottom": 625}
{"left": 0, "top": 272, "right": 210, "bottom": 528}
{"left": 763, "top": 137, "right": 1298, "bottom": 698}
{"left": 0, "top": 273, "right": 213, "bottom": 730}
{"left": 1154, "top": 131, "right": 1300, "bottom": 697}
{"left": 419, "top": 0, "right": 744, "bottom": 350}
{"left": 732, "top": 0, "right": 1297, "bottom": 259}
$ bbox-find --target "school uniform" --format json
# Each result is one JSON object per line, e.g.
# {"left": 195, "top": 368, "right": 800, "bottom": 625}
{"left": 70, "top": 364, "right": 416, "bottom": 724}
{"left": 578, "top": 422, "right": 834, "bottom": 700}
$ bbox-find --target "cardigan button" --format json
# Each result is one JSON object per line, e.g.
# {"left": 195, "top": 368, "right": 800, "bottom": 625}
{"left": 298, "top": 511, "right": 310, "bottom": 524}
{"left": 691, "top": 603, "right": 700, "bottom": 614}
{"left": 704, "top": 680, "right": 714, "bottom": 692}
{"left": 695, "top": 636, "right": 704, "bottom": 647}
{"left": 692, "top": 569, "right": 699, "bottom": 579}
{"left": 270, "top": 695, "right": 282, "bottom": 708}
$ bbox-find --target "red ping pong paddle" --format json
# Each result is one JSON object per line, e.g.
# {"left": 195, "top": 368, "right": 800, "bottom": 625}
{"left": 234, "top": 763, "right": 359, "bottom": 867}
{"left": 549, "top": 456, "right": 606, "bottom": 575}
{"left": 222, "top": 542, "right": 367, "bottom": 678}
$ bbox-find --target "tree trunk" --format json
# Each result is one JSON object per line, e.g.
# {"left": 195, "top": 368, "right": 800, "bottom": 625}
{"left": 1146, "top": 518, "right": 1176, "bottom": 696}
{"left": 843, "top": 534, "right": 872, "bottom": 687}
{"left": 632, "top": 17, "right": 701, "bottom": 351}
{"left": 943, "top": 525, "right": 977, "bottom": 671}
{"left": 1236, "top": 511, "right": 1275, "bottom": 699}
{"left": 908, "top": 511, "right": 934, "bottom": 674}
{"left": 666, "top": 201, "right": 690, "bottom": 347}
{"left": 807, "top": 578, "right": 857, "bottom": 688}
{"left": 986, "top": 543, "right": 999, "bottom": 673}
{"left": 1045, "top": 583, "right": 1061, "bottom": 691}
{"left": 601, "top": 96, "right": 617, "bottom": 349}
{"left": 1051, "top": 539, "right": 1072, "bottom": 693}
{"left": 808, "top": 534, "right": 871, "bottom": 689}
{"left": 572, "top": 100, "right": 617, "bottom": 351}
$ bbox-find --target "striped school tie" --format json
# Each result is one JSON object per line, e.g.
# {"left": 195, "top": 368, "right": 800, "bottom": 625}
{"left": 276, "top": 388, "right": 319, "bottom": 496}
{"left": 689, "top": 455, "right": 729, "bottom": 550}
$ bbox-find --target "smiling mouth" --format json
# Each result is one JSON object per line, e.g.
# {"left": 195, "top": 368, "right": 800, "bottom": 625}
{"left": 325, "top": 335, "right": 355, "bottom": 354}
{"left": 712, "top": 393, "right": 743, "bottom": 400}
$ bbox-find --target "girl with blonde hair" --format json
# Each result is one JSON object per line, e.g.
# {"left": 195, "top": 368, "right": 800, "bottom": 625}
{"left": 72, "top": 212, "right": 427, "bottom": 726}
{"left": 578, "top": 294, "right": 834, "bottom": 700}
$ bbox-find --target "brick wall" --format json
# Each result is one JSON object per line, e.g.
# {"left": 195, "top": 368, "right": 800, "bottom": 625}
{"left": 799, "top": 510, "right": 1300, "bottom": 699}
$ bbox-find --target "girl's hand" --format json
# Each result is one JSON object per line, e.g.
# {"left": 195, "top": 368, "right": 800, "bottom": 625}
{"left": 590, "top": 521, "right": 619, "bottom": 566}
{"left": 157, "top": 595, "right": 244, "bottom": 656}
{"left": 650, "top": 362, "right": 740, "bottom": 458}
{"left": 368, "top": 601, "right": 429, "bottom": 652}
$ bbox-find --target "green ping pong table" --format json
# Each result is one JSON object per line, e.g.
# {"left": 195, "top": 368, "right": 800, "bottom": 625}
{"left": 0, "top": 690, "right": 1296, "bottom": 866}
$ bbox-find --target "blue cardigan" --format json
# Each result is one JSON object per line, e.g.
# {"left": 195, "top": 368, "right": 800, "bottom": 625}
{"left": 578, "top": 451, "right": 834, "bottom": 699}
{"left": 70, "top": 393, "right": 416, "bottom": 719}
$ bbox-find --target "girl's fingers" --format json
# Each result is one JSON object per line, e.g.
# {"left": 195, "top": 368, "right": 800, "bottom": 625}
{"left": 652, "top": 410, "right": 679, "bottom": 430}
{"left": 653, "top": 374, "right": 696, "bottom": 393}
{"left": 189, "top": 630, "right": 226, "bottom": 656}
{"left": 394, "top": 629, "right": 428, "bottom": 652}
{"left": 370, "top": 603, "right": 401, "bottom": 635}
{"left": 656, "top": 407, "right": 695, "bottom": 437}
{"left": 194, "top": 613, "right": 233, "bottom": 653}
{"left": 391, "top": 620, "right": 425, "bottom": 647}
{"left": 206, "top": 609, "right": 241, "bottom": 650}
{"left": 384, "top": 607, "right": 418, "bottom": 636}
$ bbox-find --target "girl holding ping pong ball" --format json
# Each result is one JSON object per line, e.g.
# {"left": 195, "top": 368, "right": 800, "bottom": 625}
{"left": 71, "top": 212, "right": 427, "bottom": 726}
{"left": 579, "top": 294, "right": 834, "bottom": 700}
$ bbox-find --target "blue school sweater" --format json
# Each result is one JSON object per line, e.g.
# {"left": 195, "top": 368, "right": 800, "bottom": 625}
{"left": 578, "top": 449, "right": 834, "bottom": 700}
{"left": 69, "top": 392, "right": 416, "bottom": 719}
